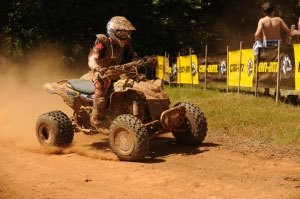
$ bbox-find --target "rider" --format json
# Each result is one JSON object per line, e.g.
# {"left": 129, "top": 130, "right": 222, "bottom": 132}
{"left": 87, "top": 16, "right": 138, "bottom": 129}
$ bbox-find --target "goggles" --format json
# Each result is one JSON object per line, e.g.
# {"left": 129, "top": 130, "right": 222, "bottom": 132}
{"left": 115, "top": 30, "right": 131, "bottom": 40}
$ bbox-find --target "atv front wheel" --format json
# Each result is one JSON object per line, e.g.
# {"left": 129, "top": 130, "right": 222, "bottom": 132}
{"left": 172, "top": 102, "right": 207, "bottom": 145}
{"left": 36, "top": 110, "right": 74, "bottom": 147}
{"left": 109, "top": 114, "right": 149, "bottom": 161}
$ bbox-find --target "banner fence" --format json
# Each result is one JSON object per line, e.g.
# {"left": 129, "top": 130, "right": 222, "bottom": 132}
{"left": 156, "top": 44, "right": 300, "bottom": 96}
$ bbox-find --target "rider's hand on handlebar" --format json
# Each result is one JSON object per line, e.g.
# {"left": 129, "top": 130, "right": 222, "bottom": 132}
{"left": 143, "top": 55, "right": 157, "bottom": 68}
{"left": 98, "top": 68, "right": 107, "bottom": 74}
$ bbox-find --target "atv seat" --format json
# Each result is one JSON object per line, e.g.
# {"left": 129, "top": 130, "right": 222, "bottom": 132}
{"left": 67, "top": 79, "right": 94, "bottom": 95}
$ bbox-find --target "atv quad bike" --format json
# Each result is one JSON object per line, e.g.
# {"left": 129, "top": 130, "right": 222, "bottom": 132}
{"left": 36, "top": 57, "right": 208, "bottom": 161}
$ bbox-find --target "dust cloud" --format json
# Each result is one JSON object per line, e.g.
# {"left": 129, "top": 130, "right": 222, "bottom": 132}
{"left": 33, "top": 133, "right": 117, "bottom": 161}
{"left": 0, "top": 51, "right": 116, "bottom": 160}
{"left": 0, "top": 51, "right": 75, "bottom": 148}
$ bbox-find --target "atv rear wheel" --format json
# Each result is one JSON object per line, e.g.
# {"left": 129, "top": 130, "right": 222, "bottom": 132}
{"left": 172, "top": 102, "right": 207, "bottom": 145}
{"left": 109, "top": 114, "right": 149, "bottom": 161}
{"left": 36, "top": 111, "right": 74, "bottom": 147}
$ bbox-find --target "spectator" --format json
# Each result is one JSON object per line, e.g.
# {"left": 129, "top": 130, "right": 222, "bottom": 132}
{"left": 295, "top": 0, "right": 300, "bottom": 42}
{"left": 254, "top": 2, "right": 290, "bottom": 95}
{"left": 254, "top": 2, "right": 290, "bottom": 46}
{"left": 291, "top": 29, "right": 300, "bottom": 36}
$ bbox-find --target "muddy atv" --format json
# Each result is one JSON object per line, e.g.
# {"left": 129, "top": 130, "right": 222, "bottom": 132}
{"left": 36, "top": 58, "right": 208, "bottom": 161}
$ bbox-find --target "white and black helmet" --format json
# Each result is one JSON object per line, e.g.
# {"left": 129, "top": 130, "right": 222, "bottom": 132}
{"left": 107, "top": 16, "right": 136, "bottom": 47}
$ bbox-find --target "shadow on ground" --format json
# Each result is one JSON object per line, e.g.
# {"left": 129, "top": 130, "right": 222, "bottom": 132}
{"left": 88, "top": 136, "right": 220, "bottom": 163}
{"left": 89, "top": 138, "right": 110, "bottom": 150}
{"left": 145, "top": 137, "right": 219, "bottom": 163}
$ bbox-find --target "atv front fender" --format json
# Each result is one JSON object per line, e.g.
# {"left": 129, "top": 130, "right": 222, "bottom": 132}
{"left": 160, "top": 105, "right": 186, "bottom": 132}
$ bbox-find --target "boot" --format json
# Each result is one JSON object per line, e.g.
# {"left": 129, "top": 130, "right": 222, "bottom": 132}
{"left": 90, "top": 97, "right": 107, "bottom": 129}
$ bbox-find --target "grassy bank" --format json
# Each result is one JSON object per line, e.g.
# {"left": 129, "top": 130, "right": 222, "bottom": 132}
{"left": 165, "top": 85, "right": 300, "bottom": 149}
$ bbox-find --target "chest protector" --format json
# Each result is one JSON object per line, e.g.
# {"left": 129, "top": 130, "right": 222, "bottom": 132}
{"left": 95, "top": 34, "right": 124, "bottom": 68}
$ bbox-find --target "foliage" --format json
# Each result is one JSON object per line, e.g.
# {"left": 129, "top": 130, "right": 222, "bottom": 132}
{"left": 0, "top": 0, "right": 299, "bottom": 64}
{"left": 0, "top": 0, "right": 214, "bottom": 62}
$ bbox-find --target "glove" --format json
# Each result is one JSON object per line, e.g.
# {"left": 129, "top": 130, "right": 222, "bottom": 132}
{"left": 143, "top": 55, "right": 157, "bottom": 67}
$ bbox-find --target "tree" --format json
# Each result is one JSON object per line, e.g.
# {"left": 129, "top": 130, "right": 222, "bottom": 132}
{"left": 1, "top": 0, "right": 298, "bottom": 64}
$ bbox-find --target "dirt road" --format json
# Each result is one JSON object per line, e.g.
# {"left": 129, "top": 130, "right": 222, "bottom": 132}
{"left": 0, "top": 65, "right": 299, "bottom": 199}
{"left": 1, "top": 132, "right": 299, "bottom": 199}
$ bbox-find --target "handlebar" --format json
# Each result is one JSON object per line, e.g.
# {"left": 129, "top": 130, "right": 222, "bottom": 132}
{"left": 97, "top": 55, "right": 157, "bottom": 80}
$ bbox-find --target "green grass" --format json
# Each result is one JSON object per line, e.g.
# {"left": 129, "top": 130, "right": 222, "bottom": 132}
{"left": 164, "top": 85, "right": 300, "bottom": 148}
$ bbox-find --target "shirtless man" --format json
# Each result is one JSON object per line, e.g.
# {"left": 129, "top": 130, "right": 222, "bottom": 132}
{"left": 293, "top": 0, "right": 300, "bottom": 42}
{"left": 254, "top": 2, "right": 290, "bottom": 47}
{"left": 254, "top": 2, "right": 290, "bottom": 96}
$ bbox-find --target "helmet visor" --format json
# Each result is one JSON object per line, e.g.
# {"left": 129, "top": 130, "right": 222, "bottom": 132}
{"left": 115, "top": 30, "right": 132, "bottom": 40}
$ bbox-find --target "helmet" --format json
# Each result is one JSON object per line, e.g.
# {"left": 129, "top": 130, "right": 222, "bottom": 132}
{"left": 107, "top": 16, "right": 136, "bottom": 47}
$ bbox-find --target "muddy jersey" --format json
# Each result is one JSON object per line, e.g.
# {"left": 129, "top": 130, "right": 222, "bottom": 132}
{"left": 88, "top": 34, "right": 137, "bottom": 80}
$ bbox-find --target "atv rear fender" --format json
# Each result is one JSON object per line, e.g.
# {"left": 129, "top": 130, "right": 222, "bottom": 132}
{"left": 43, "top": 81, "right": 81, "bottom": 110}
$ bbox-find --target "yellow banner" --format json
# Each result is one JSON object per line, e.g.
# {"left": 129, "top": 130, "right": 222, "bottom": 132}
{"left": 176, "top": 55, "right": 198, "bottom": 84}
{"left": 228, "top": 49, "right": 254, "bottom": 87}
{"left": 156, "top": 56, "right": 165, "bottom": 79}
{"left": 228, "top": 50, "right": 240, "bottom": 86}
{"left": 294, "top": 44, "right": 300, "bottom": 91}
{"left": 240, "top": 49, "right": 254, "bottom": 87}
{"left": 164, "top": 57, "right": 171, "bottom": 82}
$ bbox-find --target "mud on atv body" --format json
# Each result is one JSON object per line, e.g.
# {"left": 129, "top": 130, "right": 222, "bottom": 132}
{"left": 36, "top": 61, "right": 207, "bottom": 161}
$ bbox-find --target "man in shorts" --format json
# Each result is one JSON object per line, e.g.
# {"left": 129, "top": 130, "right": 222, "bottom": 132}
{"left": 254, "top": 2, "right": 290, "bottom": 95}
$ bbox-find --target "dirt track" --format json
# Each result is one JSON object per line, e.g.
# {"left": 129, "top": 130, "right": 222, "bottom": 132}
{"left": 1, "top": 133, "right": 299, "bottom": 199}
{"left": 0, "top": 64, "right": 299, "bottom": 199}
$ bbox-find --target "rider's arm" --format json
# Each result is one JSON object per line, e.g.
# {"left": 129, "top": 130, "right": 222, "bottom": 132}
{"left": 88, "top": 39, "right": 105, "bottom": 72}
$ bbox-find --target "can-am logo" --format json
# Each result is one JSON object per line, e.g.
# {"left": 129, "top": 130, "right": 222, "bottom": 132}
{"left": 219, "top": 59, "right": 227, "bottom": 75}
{"left": 281, "top": 55, "right": 293, "bottom": 78}
{"left": 247, "top": 58, "right": 253, "bottom": 77}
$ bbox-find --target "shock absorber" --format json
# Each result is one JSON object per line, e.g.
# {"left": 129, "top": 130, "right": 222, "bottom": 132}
{"left": 132, "top": 101, "right": 139, "bottom": 116}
